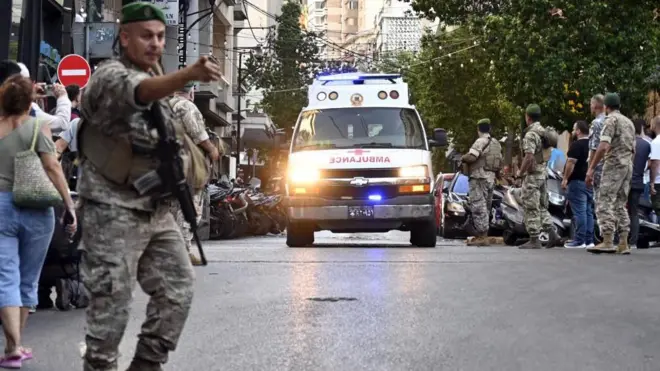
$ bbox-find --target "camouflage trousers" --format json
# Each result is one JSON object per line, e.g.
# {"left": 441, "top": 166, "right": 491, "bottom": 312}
{"left": 468, "top": 177, "right": 494, "bottom": 236}
{"left": 596, "top": 164, "right": 632, "bottom": 235}
{"left": 521, "top": 171, "right": 552, "bottom": 237}
{"left": 169, "top": 193, "right": 203, "bottom": 252}
{"left": 80, "top": 200, "right": 195, "bottom": 371}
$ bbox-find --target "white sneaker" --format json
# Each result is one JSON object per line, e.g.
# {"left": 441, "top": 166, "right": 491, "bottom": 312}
{"left": 630, "top": 244, "right": 637, "bottom": 249}
{"left": 585, "top": 242, "right": 595, "bottom": 248}
{"left": 565, "top": 241, "right": 586, "bottom": 248}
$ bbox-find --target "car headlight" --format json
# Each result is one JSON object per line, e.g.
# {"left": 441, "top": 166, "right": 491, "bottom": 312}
{"left": 548, "top": 191, "right": 565, "bottom": 206}
{"left": 399, "top": 165, "right": 428, "bottom": 178}
{"left": 447, "top": 202, "right": 465, "bottom": 213}
{"left": 288, "top": 166, "right": 320, "bottom": 184}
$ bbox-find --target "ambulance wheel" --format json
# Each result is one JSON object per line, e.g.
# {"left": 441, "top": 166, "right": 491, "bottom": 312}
{"left": 410, "top": 220, "right": 437, "bottom": 247}
{"left": 286, "top": 222, "right": 315, "bottom": 247}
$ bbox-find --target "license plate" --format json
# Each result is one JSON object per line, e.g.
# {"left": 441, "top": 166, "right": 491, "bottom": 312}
{"left": 348, "top": 206, "right": 374, "bottom": 219}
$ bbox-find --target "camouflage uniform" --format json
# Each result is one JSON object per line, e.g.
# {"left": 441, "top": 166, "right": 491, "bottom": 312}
{"left": 595, "top": 111, "right": 635, "bottom": 241}
{"left": 521, "top": 122, "right": 552, "bottom": 237}
{"left": 168, "top": 95, "right": 208, "bottom": 254}
{"left": 588, "top": 112, "right": 606, "bottom": 207}
{"left": 465, "top": 133, "right": 501, "bottom": 236}
{"left": 78, "top": 58, "right": 194, "bottom": 370}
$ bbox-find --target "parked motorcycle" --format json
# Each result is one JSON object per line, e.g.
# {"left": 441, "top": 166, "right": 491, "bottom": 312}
{"left": 633, "top": 195, "right": 660, "bottom": 249}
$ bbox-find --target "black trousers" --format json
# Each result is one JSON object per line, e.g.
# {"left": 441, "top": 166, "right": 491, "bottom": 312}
{"left": 628, "top": 188, "right": 643, "bottom": 245}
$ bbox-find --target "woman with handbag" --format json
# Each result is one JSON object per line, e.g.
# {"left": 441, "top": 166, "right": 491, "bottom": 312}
{"left": 0, "top": 75, "right": 77, "bottom": 368}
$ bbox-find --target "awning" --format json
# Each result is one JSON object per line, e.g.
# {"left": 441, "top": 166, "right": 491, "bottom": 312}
{"left": 241, "top": 127, "right": 274, "bottom": 148}
{"left": 202, "top": 110, "right": 231, "bottom": 127}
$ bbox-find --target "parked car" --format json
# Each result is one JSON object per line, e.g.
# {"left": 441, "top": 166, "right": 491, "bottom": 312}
{"left": 439, "top": 172, "right": 469, "bottom": 239}
{"left": 433, "top": 173, "right": 455, "bottom": 235}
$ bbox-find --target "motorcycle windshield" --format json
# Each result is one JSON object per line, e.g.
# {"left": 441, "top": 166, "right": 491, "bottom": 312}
{"left": 547, "top": 149, "right": 566, "bottom": 175}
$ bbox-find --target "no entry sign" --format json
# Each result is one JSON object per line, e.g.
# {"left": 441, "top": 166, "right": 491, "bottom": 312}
{"left": 57, "top": 54, "right": 91, "bottom": 88}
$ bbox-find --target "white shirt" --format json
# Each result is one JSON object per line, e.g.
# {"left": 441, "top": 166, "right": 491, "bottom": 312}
{"left": 650, "top": 136, "right": 660, "bottom": 184}
{"left": 32, "top": 96, "right": 72, "bottom": 134}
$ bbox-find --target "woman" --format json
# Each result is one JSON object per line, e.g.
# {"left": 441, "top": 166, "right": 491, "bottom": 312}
{"left": 0, "top": 75, "right": 77, "bottom": 368}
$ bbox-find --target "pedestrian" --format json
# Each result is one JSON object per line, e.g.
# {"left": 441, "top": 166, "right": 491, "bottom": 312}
{"left": 460, "top": 118, "right": 503, "bottom": 245}
{"left": 588, "top": 94, "right": 606, "bottom": 207}
{"left": 648, "top": 116, "right": 660, "bottom": 216}
{"left": 76, "top": 3, "right": 221, "bottom": 371}
{"left": 0, "top": 75, "right": 76, "bottom": 368}
{"left": 516, "top": 104, "right": 559, "bottom": 249}
{"left": 629, "top": 118, "right": 651, "bottom": 249}
{"left": 586, "top": 93, "right": 635, "bottom": 254}
{"left": 169, "top": 82, "right": 220, "bottom": 266}
{"left": 561, "top": 120, "right": 594, "bottom": 248}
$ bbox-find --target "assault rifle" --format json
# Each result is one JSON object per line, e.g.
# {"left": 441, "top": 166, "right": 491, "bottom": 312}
{"left": 150, "top": 101, "right": 208, "bottom": 266}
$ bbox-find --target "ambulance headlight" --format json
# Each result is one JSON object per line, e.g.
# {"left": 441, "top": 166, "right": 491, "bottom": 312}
{"left": 288, "top": 166, "right": 321, "bottom": 183}
{"left": 399, "top": 165, "right": 428, "bottom": 178}
{"left": 378, "top": 91, "right": 388, "bottom": 99}
{"left": 328, "top": 91, "right": 338, "bottom": 100}
{"left": 317, "top": 92, "right": 327, "bottom": 101}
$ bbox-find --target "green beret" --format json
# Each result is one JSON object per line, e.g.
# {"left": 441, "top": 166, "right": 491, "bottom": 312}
{"left": 477, "top": 118, "right": 491, "bottom": 126}
{"left": 121, "top": 2, "right": 166, "bottom": 25}
{"left": 525, "top": 104, "right": 541, "bottom": 116}
{"left": 604, "top": 92, "right": 620, "bottom": 107}
{"left": 181, "top": 81, "right": 197, "bottom": 92}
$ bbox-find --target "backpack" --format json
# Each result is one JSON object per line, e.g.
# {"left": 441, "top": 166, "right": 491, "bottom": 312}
{"left": 528, "top": 125, "right": 558, "bottom": 163}
{"left": 483, "top": 137, "right": 503, "bottom": 172}
{"left": 169, "top": 97, "right": 210, "bottom": 192}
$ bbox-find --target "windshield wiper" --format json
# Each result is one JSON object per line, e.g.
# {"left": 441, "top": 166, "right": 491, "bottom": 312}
{"left": 295, "top": 143, "right": 337, "bottom": 150}
{"left": 352, "top": 142, "right": 394, "bottom": 148}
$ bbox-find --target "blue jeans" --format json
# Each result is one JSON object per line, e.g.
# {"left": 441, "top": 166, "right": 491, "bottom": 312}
{"left": 0, "top": 192, "right": 55, "bottom": 308}
{"left": 567, "top": 180, "right": 594, "bottom": 244}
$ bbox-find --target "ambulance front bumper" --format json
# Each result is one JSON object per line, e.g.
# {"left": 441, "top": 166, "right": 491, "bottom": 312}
{"left": 285, "top": 194, "right": 434, "bottom": 221}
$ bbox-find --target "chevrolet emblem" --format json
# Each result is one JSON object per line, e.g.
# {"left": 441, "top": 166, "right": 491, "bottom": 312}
{"left": 349, "top": 177, "right": 369, "bottom": 187}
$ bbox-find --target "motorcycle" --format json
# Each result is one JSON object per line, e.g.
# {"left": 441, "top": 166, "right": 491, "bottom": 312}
{"left": 633, "top": 195, "right": 660, "bottom": 249}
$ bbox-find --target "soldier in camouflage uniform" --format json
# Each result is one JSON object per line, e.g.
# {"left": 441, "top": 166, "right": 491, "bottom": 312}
{"left": 516, "top": 104, "right": 559, "bottom": 249}
{"left": 586, "top": 93, "right": 635, "bottom": 255}
{"left": 169, "top": 82, "right": 220, "bottom": 266}
{"left": 588, "top": 94, "right": 606, "bottom": 208}
{"left": 77, "top": 3, "right": 222, "bottom": 370}
{"left": 461, "top": 118, "right": 503, "bottom": 245}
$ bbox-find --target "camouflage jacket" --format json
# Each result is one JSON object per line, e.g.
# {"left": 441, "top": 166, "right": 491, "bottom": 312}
{"left": 522, "top": 122, "right": 547, "bottom": 174}
{"left": 78, "top": 58, "right": 174, "bottom": 211}
{"left": 588, "top": 113, "right": 606, "bottom": 174}
{"left": 169, "top": 95, "right": 209, "bottom": 145}
{"left": 600, "top": 110, "right": 635, "bottom": 170}
{"left": 467, "top": 134, "right": 499, "bottom": 181}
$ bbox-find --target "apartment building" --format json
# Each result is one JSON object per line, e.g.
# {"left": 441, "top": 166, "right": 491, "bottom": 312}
{"left": 307, "top": 0, "right": 359, "bottom": 59}
{"left": 374, "top": 0, "right": 437, "bottom": 57}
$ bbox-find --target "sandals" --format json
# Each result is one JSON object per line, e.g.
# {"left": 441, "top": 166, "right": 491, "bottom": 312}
{"left": 0, "top": 348, "right": 33, "bottom": 369}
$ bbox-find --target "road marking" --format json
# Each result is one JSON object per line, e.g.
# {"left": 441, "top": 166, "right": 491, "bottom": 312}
{"left": 61, "top": 69, "right": 87, "bottom": 76}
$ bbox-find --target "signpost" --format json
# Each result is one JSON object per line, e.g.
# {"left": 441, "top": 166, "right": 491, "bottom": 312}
{"left": 57, "top": 54, "right": 91, "bottom": 88}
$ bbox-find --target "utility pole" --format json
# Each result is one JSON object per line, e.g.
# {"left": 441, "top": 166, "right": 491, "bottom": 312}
{"left": 236, "top": 51, "right": 243, "bottom": 173}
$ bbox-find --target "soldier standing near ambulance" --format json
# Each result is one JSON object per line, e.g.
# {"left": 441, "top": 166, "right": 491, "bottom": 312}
{"left": 516, "top": 104, "right": 559, "bottom": 249}
{"left": 586, "top": 93, "right": 635, "bottom": 255}
{"left": 461, "top": 118, "right": 503, "bottom": 245}
{"left": 169, "top": 82, "right": 220, "bottom": 266}
{"left": 77, "top": 3, "right": 221, "bottom": 371}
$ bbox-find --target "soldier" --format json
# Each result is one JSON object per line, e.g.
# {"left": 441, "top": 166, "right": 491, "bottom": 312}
{"left": 169, "top": 82, "right": 220, "bottom": 266}
{"left": 461, "top": 118, "right": 503, "bottom": 245}
{"left": 516, "top": 104, "right": 559, "bottom": 249}
{"left": 586, "top": 93, "right": 635, "bottom": 254}
{"left": 77, "top": 3, "right": 221, "bottom": 371}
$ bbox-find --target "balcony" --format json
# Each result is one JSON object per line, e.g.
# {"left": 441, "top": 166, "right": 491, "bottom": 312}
{"left": 234, "top": 0, "right": 248, "bottom": 21}
{"left": 196, "top": 81, "right": 220, "bottom": 99}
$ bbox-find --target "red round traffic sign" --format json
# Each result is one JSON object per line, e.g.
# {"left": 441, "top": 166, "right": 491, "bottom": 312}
{"left": 57, "top": 54, "right": 91, "bottom": 88}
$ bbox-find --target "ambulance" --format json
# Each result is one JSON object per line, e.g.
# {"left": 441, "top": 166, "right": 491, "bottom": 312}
{"left": 284, "top": 72, "right": 448, "bottom": 247}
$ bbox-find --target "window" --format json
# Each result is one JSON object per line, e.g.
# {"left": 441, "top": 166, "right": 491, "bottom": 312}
{"left": 348, "top": 0, "right": 358, "bottom": 9}
{"left": 292, "top": 107, "right": 426, "bottom": 152}
{"left": 452, "top": 174, "right": 469, "bottom": 195}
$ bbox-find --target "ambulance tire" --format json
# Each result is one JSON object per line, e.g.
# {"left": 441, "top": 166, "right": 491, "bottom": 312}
{"left": 410, "top": 220, "right": 437, "bottom": 247}
{"left": 286, "top": 222, "right": 315, "bottom": 247}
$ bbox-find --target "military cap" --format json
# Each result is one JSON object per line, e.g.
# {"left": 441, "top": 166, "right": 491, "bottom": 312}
{"left": 525, "top": 104, "right": 541, "bottom": 116}
{"left": 604, "top": 92, "right": 620, "bottom": 107}
{"left": 477, "top": 118, "right": 491, "bottom": 126}
{"left": 180, "top": 80, "right": 197, "bottom": 92}
{"left": 121, "top": 2, "right": 166, "bottom": 25}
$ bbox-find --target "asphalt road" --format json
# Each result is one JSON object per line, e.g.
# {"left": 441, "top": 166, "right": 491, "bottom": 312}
{"left": 6, "top": 232, "right": 660, "bottom": 371}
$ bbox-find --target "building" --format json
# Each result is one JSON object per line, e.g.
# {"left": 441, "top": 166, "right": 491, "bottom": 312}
{"left": 374, "top": 0, "right": 437, "bottom": 57}
{"left": 306, "top": 0, "right": 359, "bottom": 59}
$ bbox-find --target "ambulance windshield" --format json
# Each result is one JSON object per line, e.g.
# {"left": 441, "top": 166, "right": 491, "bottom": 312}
{"left": 292, "top": 107, "right": 426, "bottom": 152}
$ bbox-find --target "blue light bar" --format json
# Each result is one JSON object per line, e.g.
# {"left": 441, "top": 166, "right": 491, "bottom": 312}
{"left": 368, "top": 194, "right": 382, "bottom": 201}
{"left": 315, "top": 73, "right": 402, "bottom": 85}
{"left": 315, "top": 66, "right": 359, "bottom": 79}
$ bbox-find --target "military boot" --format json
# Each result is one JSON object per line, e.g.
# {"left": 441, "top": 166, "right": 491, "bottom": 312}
{"left": 587, "top": 233, "right": 616, "bottom": 254}
{"left": 126, "top": 358, "right": 163, "bottom": 371}
{"left": 468, "top": 235, "right": 488, "bottom": 247}
{"left": 519, "top": 236, "right": 542, "bottom": 249}
{"left": 189, "top": 252, "right": 203, "bottom": 266}
{"left": 544, "top": 227, "right": 560, "bottom": 248}
{"left": 616, "top": 232, "right": 631, "bottom": 255}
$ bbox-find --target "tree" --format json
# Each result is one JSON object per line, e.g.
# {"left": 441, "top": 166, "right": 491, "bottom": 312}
{"left": 409, "top": 0, "right": 660, "bottom": 130}
{"left": 243, "top": 1, "right": 320, "bottom": 139}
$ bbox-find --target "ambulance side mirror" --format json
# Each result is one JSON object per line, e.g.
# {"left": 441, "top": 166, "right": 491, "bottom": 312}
{"left": 430, "top": 128, "right": 448, "bottom": 147}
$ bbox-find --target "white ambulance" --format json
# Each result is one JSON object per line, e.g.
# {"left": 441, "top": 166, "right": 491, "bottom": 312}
{"left": 284, "top": 72, "right": 448, "bottom": 247}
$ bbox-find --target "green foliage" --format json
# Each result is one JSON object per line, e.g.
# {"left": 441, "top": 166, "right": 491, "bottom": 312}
{"left": 375, "top": 28, "right": 520, "bottom": 155}
{"left": 243, "top": 2, "right": 320, "bottom": 139}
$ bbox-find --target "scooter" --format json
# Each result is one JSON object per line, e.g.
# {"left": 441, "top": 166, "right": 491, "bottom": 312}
{"left": 634, "top": 195, "right": 660, "bottom": 249}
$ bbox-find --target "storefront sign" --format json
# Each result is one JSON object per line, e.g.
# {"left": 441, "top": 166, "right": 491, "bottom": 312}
{"left": 151, "top": 0, "right": 179, "bottom": 26}
{"left": 39, "top": 41, "right": 61, "bottom": 68}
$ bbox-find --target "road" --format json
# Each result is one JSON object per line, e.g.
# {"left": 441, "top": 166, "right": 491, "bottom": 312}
{"left": 7, "top": 232, "right": 660, "bottom": 371}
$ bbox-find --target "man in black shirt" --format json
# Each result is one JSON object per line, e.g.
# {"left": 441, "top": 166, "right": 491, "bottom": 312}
{"left": 562, "top": 120, "right": 594, "bottom": 248}
{"left": 629, "top": 119, "right": 651, "bottom": 248}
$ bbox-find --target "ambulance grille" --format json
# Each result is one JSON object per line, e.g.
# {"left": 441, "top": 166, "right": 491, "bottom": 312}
{"left": 319, "top": 185, "right": 399, "bottom": 200}
{"left": 320, "top": 168, "right": 399, "bottom": 179}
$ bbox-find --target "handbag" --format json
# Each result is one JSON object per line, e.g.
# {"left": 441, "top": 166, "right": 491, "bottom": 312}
{"left": 12, "top": 119, "right": 63, "bottom": 208}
